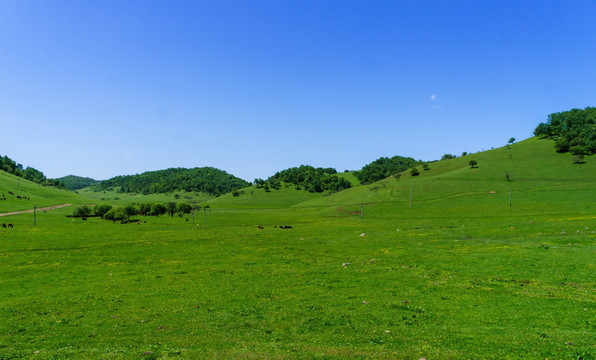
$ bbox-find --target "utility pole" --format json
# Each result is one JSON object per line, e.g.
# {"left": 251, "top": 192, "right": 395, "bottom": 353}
{"left": 191, "top": 201, "right": 196, "bottom": 226}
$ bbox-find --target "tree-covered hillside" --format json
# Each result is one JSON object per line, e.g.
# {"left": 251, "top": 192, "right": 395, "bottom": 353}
{"left": 0, "top": 154, "right": 63, "bottom": 188}
{"left": 534, "top": 106, "right": 596, "bottom": 154}
{"left": 354, "top": 155, "right": 419, "bottom": 184}
{"left": 57, "top": 175, "right": 98, "bottom": 190}
{"left": 92, "top": 167, "right": 248, "bottom": 196}
{"left": 262, "top": 165, "right": 351, "bottom": 193}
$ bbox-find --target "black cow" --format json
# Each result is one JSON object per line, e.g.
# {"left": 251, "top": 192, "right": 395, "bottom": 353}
{"left": 257, "top": 225, "right": 264, "bottom": 229}
{"left": 7, "top": 224, "right": 13, "bottom": 228}
{"left": 279, "top": 225, "right": 293, "bottom": 229}
{"left": 1, "top": 223, "right": 6, "bottom": 228}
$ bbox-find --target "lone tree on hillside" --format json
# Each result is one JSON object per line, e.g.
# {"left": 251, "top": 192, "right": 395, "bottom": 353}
{"left": 422, "top": 163, "right": 430, "bottom": 171}
{"left": 410, "top": 167, "right": 420, "bottom": 176}
{"left": 469, "top": 159, "right": 478, "bottom": 168}
{"left": 508, "top": 137, "right": 516, "bottom": 144}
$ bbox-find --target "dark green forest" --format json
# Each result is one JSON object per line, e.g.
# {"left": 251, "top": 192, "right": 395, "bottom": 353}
{"left": 260, "top": 165, "right": 351, "bottom": 193}
{"left": 92, "top": 167, "right": 249, "bottom": 196}
{"left": 534, "top": 106, "right": 596, "bottom": 154}
{"left": 0, "top": 155, "right": 63, "bottom": 188}
{"left": 353, "top": 155, "right": 419, "bottom": 184}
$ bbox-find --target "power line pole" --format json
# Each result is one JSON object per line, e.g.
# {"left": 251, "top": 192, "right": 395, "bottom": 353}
{"left": 191, "top": 201, "right": 196, "bottom": 226}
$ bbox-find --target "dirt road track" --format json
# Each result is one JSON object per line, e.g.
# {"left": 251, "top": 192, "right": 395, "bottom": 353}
{"left": 0, "top": 204, "right": 72, "bottom": 217}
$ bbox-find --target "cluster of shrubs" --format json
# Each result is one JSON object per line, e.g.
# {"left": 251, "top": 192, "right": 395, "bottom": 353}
{"left": 255, "top": 165, "right": 351, "bottom": 193}
{"left": 73, "top": 202, "right": 202, "bottom": 223}
{"left": 534, "top": 107, "right": 596, "bottom": 155}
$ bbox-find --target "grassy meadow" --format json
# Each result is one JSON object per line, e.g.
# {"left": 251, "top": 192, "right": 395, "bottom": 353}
{"left": 0, "top": 138, "right": 594, "bottom": 359}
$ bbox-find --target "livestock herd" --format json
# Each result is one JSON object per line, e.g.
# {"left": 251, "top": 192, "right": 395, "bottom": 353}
{"left": 1, "top": 191, "right": 30, "bottom": 201}
{"left": 257, "top": 225, "right": 293, "bottom": 229}
{"left": 1, "top": 191, "right": 28, "bottom": 229}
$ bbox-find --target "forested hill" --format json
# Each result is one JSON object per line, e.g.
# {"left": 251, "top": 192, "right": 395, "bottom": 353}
{"left": 0, "top": 154, "right": 64, "bottom": 188}
{"left": 534, "top": 106, "right": 596, "bottom": 155}
{"left": 354, "top": 155, "right": 419, "bottom": 184}
{"left": 57, "top": 175, "right": 98, "bottom": 190}
{"left": 92, "top": 167, "right": 249, "bottom": 196}
{"left": 260, "top": 165, "right": 352, "bottom": 193}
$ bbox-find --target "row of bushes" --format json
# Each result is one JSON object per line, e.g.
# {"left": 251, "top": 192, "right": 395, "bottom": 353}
{"left": 73, "top": 202, "right": 206, "bottom": 222}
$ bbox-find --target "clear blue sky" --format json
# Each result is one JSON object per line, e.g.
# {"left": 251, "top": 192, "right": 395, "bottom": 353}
{"left": 1, "top": 1, "right": 595, "bottom": 181}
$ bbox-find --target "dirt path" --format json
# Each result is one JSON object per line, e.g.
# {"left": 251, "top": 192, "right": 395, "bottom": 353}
{"left": 0, "top": 204, "right": 72, "bottom": 217}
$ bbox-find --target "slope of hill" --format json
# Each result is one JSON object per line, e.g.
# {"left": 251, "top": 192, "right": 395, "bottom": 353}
{"left": 206, "top": 183, "right": 322, "bottom": 209}
{"left": 297, "top": 137, "right": 596, "bottom": 212}
{"left": 1, "top": 154, "right": 64, "bottom": 188}
{"left": 77, "top": 187, "right": 214, "bottom": 206}
{"left": 0, "top": 170, "right": 86, "bottom": 214}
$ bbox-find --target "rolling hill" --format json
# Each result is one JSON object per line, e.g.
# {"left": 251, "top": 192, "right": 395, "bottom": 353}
{"left": 2, "top": 136, "right": 594, "bottom": 213}
{"left": 0, "top": 170, "right": 86, "bottom": 214}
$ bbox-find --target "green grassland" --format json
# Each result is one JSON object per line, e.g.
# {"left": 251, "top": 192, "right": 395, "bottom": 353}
{"left": 77, "top": 188, "right": 214, "bottom": 207}
{"left": 0, "top": 137, "right": 594, "bottom": 359}
{"left": 0, "top": 171, "right": 85, "bottom": 214}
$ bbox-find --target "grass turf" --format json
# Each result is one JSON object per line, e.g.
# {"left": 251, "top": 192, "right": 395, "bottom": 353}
{"left": 0, "top": 137, "right": 594, "bottom": 359}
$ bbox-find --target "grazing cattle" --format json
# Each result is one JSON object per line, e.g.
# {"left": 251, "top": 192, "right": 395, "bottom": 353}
{"left": 7, "top": 224, "right": 13, "bottom": 228}
{"left": 82, "top": 217, "right": 87, "bottom": 221}
{"left": 16, "top": 196, "right": 21, "bottom": 199}
{"left": 1, "top": 223, "right": 6, "bottom": 228}
{"left": 257, "top": 225, "right": 264, "bottom": 229}
{"left": 279, "top": 225, "right": 293, "bottom": 229}
{"left": 186, "top": 218, "right": 189, "bottom": 222}
{"left": 8, "top": 191, "right": 14, "bottom": 195}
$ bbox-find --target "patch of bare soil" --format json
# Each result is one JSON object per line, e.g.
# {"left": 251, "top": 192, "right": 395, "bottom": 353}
{"left": 0, "top": 204, "right": 72, "bottom": 217}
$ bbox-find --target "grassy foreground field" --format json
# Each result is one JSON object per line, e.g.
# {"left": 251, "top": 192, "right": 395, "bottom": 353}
{"left": 0, "top": 138, "right": 594, "bottom": 359}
